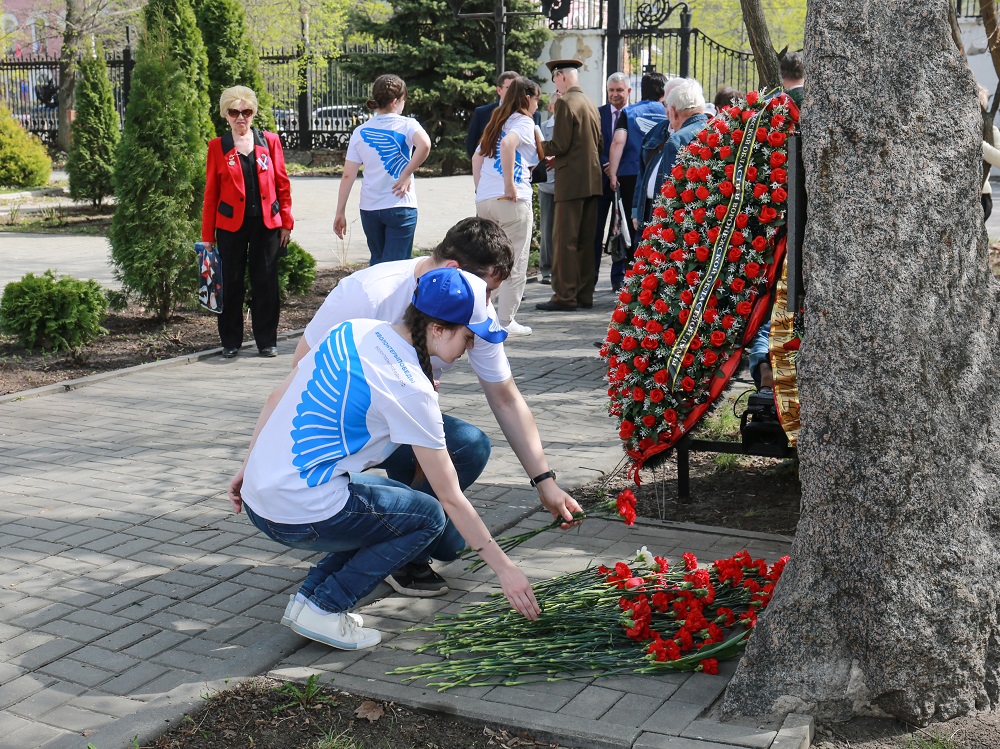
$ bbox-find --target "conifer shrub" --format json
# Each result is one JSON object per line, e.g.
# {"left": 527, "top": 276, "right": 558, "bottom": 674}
{"left": 0, "top": 103, "right": 52, "bottom": 188}
{"left": 109, "top": 18, "right": 203, "bottom": 321}
{"left": 67, "top": 46, "right": 120, "bottom": 206}
{"left": 279, "top": 241, "right": 316, "bottom": 299}
{"left": 195, "top": 0, "right": 275, "bottom": 135}
{"left": 0, "top": 271, "right": 107, "bottom": 352}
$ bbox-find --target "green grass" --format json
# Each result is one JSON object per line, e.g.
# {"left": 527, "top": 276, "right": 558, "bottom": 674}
{"left": 906, "top": 735, "right": 959, "bottom": 749}
{"left": 692, "top": 396, "right": 743, "bottom": 441}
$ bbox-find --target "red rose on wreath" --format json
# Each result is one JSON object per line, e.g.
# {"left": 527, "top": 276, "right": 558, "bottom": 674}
{"left": 710, "top": 330, "right": 727, "bottom": 347}
{"left": 654, "top": 369, "right": 669, "bottom": 384}
{"left": 736, "top": 301, "right": 753, "bottom": 316}
{"left": 768, "top": 131, "right": 786, "bottom": 147}
{"left": 650, "top": 388, "right": 665, "bottom": 402}
{"left": 661, "top": 227, "right": 676, "bottom": 242}
{"left": 753, "top": 183, "right": 768, "bottom": 199}
{"left": 619, "top": 421, "right": 635, "bottom": 438}
{"left": 653, "top": 205, "right": 667, "bottom": 219}
{"left": 663, "top": 328, "right": 677, "bottom": 344}
{"left": 730, "top": 278, "right": 745, "bottom": 293}
{"left": 622, "top": 336, "right": 638, "bottom": 351}
{"left": 770, "top": 151, "right": 787, "bottom": 167}
{"left": 680, "top": 377, "right": 696, "bottom": 391}
{"left": 607, "top": 329, "right": 622, "bottom": 344}
{"left": 752, "top": 235, "right": 768, "bottom": 251}
{"left": 744, "top": 262, "right": 761, "bottom": 279}
{"left": 633, "top": 387, "right": 645, "bottom": 401}
{"left": 735, "top": 213, "right": 749, "bottom": 229}
{"left": 663, "top": 409, "right": 678, "bottom": 424}
{"left": 715, "top": 205, "right": 728, "bottom": 220}
{"left": 746, "top": 90, "right": 759, "bottom": 105}
{"left": 703, "top": 350, "right": 718, "bottom": 366}
{"left": 612, "top": 307, "right": 627, "bottom": 323}
{"left": 759, "top": 205, "right": 778, "bottom": 223}
{"left": 638, "top": 290, "right": 654, "bottom": 306}
{"left": 642, "top": 415, "right": 656, "bottom": 427}
{"left": 718, "top": 181, "right": 735, "bottom": 197}
{"left": 727, "top": 247, "right": 742, "bottom": 262}
{"left": 721, "top": 314, "right": 736, "bottom": 329}
{"left": 772, "top": 187, "right": 788, "bottom": 203}
{"left": 685, "top": 271, "right": 700, "bottom": 286}
{"left": 771, "top": 167, "right": 787, "bottom": 183}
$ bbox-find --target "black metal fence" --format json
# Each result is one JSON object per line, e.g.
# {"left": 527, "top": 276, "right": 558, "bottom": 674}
{"left": 0, "top": 49, "right": 133, "bottom": 145}
{"left": 610, "top": 0, "right": 756, "bottom": 96}
{"left": 956, "top": 0, "right": 981, "bottom": 18}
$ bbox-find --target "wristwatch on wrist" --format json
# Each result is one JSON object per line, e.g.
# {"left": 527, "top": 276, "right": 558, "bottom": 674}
{"left": 529, "top": 470, "right": 556, "bottom": 488}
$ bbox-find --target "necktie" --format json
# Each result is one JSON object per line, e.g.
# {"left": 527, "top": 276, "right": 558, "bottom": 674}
{"left": 611, "top": 108, "right": 620, "bottom": 128}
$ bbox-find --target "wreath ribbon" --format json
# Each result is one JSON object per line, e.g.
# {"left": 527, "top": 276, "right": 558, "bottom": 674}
{"left": 666, "top": 89, "right": 779, "bottom": 391}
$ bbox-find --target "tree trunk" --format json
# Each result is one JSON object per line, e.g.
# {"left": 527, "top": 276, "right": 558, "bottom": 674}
{"left": 981, "top": 0, "right": 1000, "bottom": 80}
{"left": 721, "top": 0, "right": 1000, "bottom": 726}
{"left": 58, "top": 0, "right": 81, "bottom": 153}
{"left": 739, "top": 0, "right": 780, "bottom": 90}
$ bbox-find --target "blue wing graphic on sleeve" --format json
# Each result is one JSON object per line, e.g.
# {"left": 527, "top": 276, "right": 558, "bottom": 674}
{"left": 290, "top": 322, "right": 372, "bottom": 487}
{"left": 491, "top": 130, "right": 523, "bottom": 184}
{"left": 359, "top": 128, "right": 410, "bottom": 179}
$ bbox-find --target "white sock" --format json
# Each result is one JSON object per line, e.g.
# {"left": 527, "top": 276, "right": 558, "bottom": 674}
{"left": 294, "top": 592, "right": 307, "bottom": 604}
{"left": 305, "top": 599, "right": 335, "bottom": 615}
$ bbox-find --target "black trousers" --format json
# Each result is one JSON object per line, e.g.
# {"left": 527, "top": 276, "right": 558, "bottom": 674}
{"left": 216, "top": 215, "right": 281, "bottom": 350}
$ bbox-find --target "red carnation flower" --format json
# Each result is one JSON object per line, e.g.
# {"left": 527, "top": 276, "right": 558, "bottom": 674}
{"left": 699, "top": 658, "right": 720, "bottom": 675}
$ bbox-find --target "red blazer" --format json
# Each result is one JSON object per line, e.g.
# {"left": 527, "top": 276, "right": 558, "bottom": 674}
{"left": 201, "top": 129, "right": 294, "bottom": 242}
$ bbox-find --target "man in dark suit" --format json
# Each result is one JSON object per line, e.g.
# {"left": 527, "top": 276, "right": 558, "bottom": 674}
{"left": 594, "top": 72, "right": 631, "bottom": 290}
{"left": 465, "top": 71, "right": 519, "bottom": 158}
{"left": 537, "top": 59, "right": 603, "bottom": 312}
{"left": 781, "top": 52, "right": 805, "bottom": 108}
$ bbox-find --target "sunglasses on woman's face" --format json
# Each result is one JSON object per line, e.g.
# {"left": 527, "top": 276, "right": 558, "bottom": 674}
{"left": 228, "top": 108, "right": 254, "bottom": 118}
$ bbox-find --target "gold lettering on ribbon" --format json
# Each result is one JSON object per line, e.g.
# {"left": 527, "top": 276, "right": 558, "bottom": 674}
{"left": 666, "top": 92, "right": 778, "bottom": 392}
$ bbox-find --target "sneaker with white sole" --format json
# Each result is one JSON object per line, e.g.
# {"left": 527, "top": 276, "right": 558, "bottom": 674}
{"left": 385, "top": 562, "right": 449, "bottom": 597}
{"left": 291, "top": 606, "right": 381, "bottom": 650}
{"left": 282, "top": 594, "right": 362, "bottom": 627}
{"left": 504, "top": 319, "right": 532, "bottom": 336}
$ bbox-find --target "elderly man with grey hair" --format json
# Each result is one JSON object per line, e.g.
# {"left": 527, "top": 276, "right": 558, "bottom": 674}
{"left": 632, "top": 78, "right": 708, "bottom": 230}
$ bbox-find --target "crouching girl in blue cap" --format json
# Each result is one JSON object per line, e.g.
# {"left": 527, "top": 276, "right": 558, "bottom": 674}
{"left": 227, "top": 268, "right": 539, "bottom": 650}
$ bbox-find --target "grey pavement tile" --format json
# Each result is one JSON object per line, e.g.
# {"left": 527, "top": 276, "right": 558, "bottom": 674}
{"left": 599, "top": 673, "right": 688, "bottom": 699}
{"left": 641, "top": 700, "right": 708, "bottom": 735}
{"left": 0, "top": 710, "right": 36, "bottom": 738}
{"left": 92, "top": 622, "right": 161, "bottom": 651}
{"left": 99, "top": 662, "right": 173, "bottom": 697}
{"left": 557, "top": 684, "right": 625, "bottom": 719}
{"left": 635, "top": 734, "right": 744, "bottom": 749}
{"left": 480, "top": 685, "right": 575, "bottom": 711}
{"left": 121, "top": 628, "right": 190, "bottom": 659}
{"left": 669, "top": 672, "right": 731, "bottom": 706}
{"left": 85, "top": 589, "right": 151, "bottom": 615}
{"left": 69, "top": 645, "right": 142, "bottom": 674}
{"left": 0, "top": 674, "right": 55, "bottom": 710}
{"left": 8, "top": 681, "right": 89, "bottom": 718}
{"left": 600, "top": 693, "right": 666, "bottom": 728}
{"left": 9, "top": 602, "right": 77, "bottom": 629}
{"left": 680, "top": 719, "right": 777, "bottom": 748}
{"left": 73, "top": 691, "right": 143, "bottom": 718}
{"left": 132, "top": 669, "right": 201, "bottom": 700}
{"left": 4, "top": 719, "right": 70, "bottom": 749}
{"left": 36, "top": 703, "right": 114, "bottom": 733}
{"left": 37, "top": 619, "right": 106, "bottom": 645}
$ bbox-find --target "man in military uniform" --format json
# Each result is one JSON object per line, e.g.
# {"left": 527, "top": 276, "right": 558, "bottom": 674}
{"left": 537, "top": 59, "right": 603, "bottom": 312}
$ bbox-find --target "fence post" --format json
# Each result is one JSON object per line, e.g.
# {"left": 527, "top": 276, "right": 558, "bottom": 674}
{"left": 296, "top": 47, "right": 311, "bottom": 151}
{"left": 122, "top": 45, "right": 133, "bottom": 115}
{"left": 679, "top": 8, "right": 692, "bottom": 79}
{"left": 606, "top": 0, "right": 620, "bottom": 82}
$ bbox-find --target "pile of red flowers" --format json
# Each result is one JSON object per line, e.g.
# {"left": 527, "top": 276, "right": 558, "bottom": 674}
{"left": 602, "top": 547, "right": 788, "bottom": 673}
{"left": 601, "top": 90, "right": 799, "bottom": 470}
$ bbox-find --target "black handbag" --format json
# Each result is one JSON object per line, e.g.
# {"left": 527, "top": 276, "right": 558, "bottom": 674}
{"left": 604, "top": 188, "right": 632, "bottom": 263}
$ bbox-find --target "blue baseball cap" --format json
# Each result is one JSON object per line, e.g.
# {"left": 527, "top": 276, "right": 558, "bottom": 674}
{"left": 412, "top": 268, "right": 508, "bottom": 344}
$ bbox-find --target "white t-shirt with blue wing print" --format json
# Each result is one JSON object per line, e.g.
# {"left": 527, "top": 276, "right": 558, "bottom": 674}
{"left": 241, "top": 320, "right": 446, "bottom": 524}
{"left": 475, "top": 112, "right": 539, "bottom": 203}
{"left": 346, "top": 113, "right": 428, "bottom": 211}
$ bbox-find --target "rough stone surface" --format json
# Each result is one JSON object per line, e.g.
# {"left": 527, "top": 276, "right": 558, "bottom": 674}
{"left": 722, "top": 0, "right": 1000, "bottom": 726}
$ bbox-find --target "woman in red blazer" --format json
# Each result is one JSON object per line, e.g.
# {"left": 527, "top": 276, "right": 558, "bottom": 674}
{"left": 202, "top": 85, "right": 294, "bottom": 358}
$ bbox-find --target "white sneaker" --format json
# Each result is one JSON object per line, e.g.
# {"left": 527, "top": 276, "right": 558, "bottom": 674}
{"left": 291, "top": 605, "right": 381, "bottom": 650}
{"left": 504, "top": 319, "right": 532, "bottom": 336}
{"left": 282, "top": 594, "right": 362, "bottom": 627}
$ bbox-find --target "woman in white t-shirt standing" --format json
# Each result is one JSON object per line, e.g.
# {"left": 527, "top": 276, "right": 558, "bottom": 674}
{"left": 335, "top": 75, "right": 432, "bottom": 264}
{"left": 228, "top": 268, "right": 540, "bottom": 651}
{"left": 472, "top": 77, "right": 543, "bottom": 336}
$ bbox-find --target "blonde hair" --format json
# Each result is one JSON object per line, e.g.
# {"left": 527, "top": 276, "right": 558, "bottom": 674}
{"left": 219, "top": 86, "right": 258, "bottom": 118}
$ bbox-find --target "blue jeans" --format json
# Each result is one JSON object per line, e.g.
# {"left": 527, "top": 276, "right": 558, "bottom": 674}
{"left": 359, "top": 207, "right": 418, "bottom": 265}
{"left": 244, "top": 476, "right": 462, "bottom": 613}
{"left": 748, "top": 321, "right": 771, "bottom": 388}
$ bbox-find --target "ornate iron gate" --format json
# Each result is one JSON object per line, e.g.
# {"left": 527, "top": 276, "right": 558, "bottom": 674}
{"left": 606, "top": 0, "right": 757, "bottom": 99}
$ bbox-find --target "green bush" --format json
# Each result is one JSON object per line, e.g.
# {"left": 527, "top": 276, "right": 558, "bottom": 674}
{"left": 0, "top": 103, "right": 52, "bottom": 188}
{"left": 67, "top": 46, "right": 120, "bottom": 206}
{"left": 0, "top": 271, "right": 107, "bottom": 351}
{"left": 109, "top": 16, "right": 203, "bottom": 321}
{"left": 280, "top": 240, "right": 317, "bottom": 299}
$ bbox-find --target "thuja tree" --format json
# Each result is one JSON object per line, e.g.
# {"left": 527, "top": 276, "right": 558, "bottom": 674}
{"left": 67, "top": 44, "right": 120, "bottom": 206}
{"left": 144, "top": 0, "right": 214, "bottom": 184}
{"left": 721, "top": 0, "right": 1000, "bottom": 726}
{"left": 195, "top": 0, "right": 276, "bottom": 136}
{"left": 109, "top": 20, "right": 203, "bottom": 321}
{"left": 346, "top": 0, "right": 549, "bottom": 174}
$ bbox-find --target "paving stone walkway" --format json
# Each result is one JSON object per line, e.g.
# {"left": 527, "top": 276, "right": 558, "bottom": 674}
{"left": 0, "top": 272, "right": 809, "bottom": 749}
